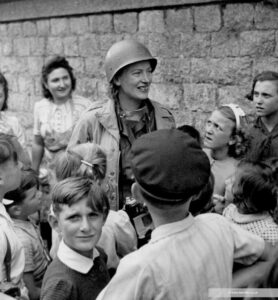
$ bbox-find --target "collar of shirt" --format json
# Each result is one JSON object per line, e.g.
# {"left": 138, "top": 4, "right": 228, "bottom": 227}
{"left": 0, "top": 202, "right": 14, "bottom": 225}
{"left": 150, "top": 214, "right": 194, "bottom": 243}
{"left": 51, "top": 98, "right": 72, "bottom": 114}
{"left": 57, "top": 239, "right": 99, "bottom": 274}
{"left": 227, "top": 204, "right": 271, "bottom": 223}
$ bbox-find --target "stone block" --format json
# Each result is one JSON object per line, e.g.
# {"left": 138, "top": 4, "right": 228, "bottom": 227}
{"left": 50, "top": 18, "right": 69, "bottom": 36}
{"left": 211, "top": 29, "right": 240, "bottom": 57}
{"left": 146, "top": 33, "right": 182, "bottom": 58}
{"left": 69, "top": 17, "right": 89, "bottom": 35}
{"left": 37, "top": 20, "right": 50, "bottom": 36}
{"left": 84, "top": 57, "right": 105, "bottom": 78}
{"left": 13, "top": 38, "right": 31, "bottom": 56}
{"left": 165, "top": 8, "right": 193, "bottom": 34}
{"left": 8, "top": 92, "right": 29, "bottom": 111}
{"left": 0, "top": 38, "right": 13, "bottom": 56}
{"left": 153, "top": 57, "right": 190, "bottom": 84}
{"left": 255, "top": 3, "right": 278, "bottom": 29}
{"left": 253, "top": 57, "right": 278, "bottom": 75}
{"left": 18, "top": 76, "right": 34, "bottom": 94}
{"left": 240, "top": 30, "right": 275, "bottom": 56}
{"left": 67, "top": 57, "right": 85, "bottom": 75}
{"left": 63, "top": 36, "right": 79, "bottom": 56}
{"left": 173, "top": 109, "right": 194, "bottom": 128}
{"left": 194, "top": 5, "right": 221, "bottom": 32}
{"left": 181, "top": 32, "right": 210, "bottom": 58}
{"left": 46, "top": 37, "right": 64, "bottom": 55}
{"left": 27, "top": 57, "right": 43, "bottom": 76}
{"left": 0, "top": 24, "right": 7, "bottom": 37}
{"left": 79, "top": 34, "right": 99, "bottom": 57}
{"left": 148, "top": 82, "right": 183, "bottom": 109}
{"left": 89, "top": 14, "right": 113, "bottom": 33}
{"left": 4, "top": 73, "right": 18, "bottom": 93}
{"left": 191, "top": 57, "right": 252, "bottom": 85}
{"left": 114, "top": 12, "right": 137, "bottom": 33}
{"left": 29, "top": 37, "right": 45, "bottom": 56}
{"left": 139, "top": 10, "right": 164, "bottom": 33}
{"left": 217, "top": 85, "right": 252, "bottom": 110}
{"left": 23, "top": 21, "right": 37, "bottom": 36}
{"left": 7, "top": 22, "right": 22, "bottom": 36}
{"left": 98, "top": 34, "right": 121, "bottom": 52}
{"left": 223, "top": 3, "right": 254, "bottom": 31}
{"left": 182, "top": 83, "right": 217, "bottom": 111}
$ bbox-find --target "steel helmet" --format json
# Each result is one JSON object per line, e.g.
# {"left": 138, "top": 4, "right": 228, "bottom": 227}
{"left": 105, "top": 39, "right": 157, "bottom": 83}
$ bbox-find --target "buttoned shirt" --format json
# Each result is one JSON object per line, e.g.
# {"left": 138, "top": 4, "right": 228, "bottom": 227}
{"left": 97, "top": 213, "right": 265, "bottom": 300}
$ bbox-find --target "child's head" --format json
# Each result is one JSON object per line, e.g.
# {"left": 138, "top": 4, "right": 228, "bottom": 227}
{"left": 4, "top": 167, "right": 41, "bottom": 220}
{"left": 232, "top": 160, "right": 277, "bottom": 214}
{"left": 0, "top": 134, "right": 21, "bottom": 195}
{"left": 177, "top": 125, "right": 201, "bottom": 146}
{"left": 130, "top": 129, "right": 210, "bottom": 211}
{"left": 51, "top": 177, "right": 109, "bottom": 257}
{"left": 204, "top": 104, "right": 249, "bottom": 158}
{"left": 0, "top": 72, "right": 8, "bottom": 111}
{"left": 247, "top": 71, "right": 278, "bottom": 120}
{"left": 54, "top": 143, "right": 107, "bottom": 182}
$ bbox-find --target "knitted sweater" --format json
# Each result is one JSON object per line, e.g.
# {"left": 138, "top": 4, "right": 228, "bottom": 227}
{"left": 41, "top": 249, "right": 110, "bottom": 300}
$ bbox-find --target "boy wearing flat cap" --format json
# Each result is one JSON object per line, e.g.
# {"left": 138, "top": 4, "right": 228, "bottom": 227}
{"left": 97, "top": 129, "right": 271, "bottom": 300}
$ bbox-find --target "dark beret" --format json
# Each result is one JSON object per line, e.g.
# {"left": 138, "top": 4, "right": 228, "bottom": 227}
{"left": 130, "top": 129, "right": 210, "bottom": 202}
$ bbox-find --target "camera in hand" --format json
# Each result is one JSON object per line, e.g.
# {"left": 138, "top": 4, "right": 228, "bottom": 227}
{"left": 124, "top": 197, "right": 154, "bottom": 247}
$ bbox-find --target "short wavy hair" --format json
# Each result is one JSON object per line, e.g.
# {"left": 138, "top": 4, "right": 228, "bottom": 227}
{"left": 217, "top": 105, "right": 250, "bottom": 159}
{"left": 246, "top": 71, "right": 278, "bottom": 101}
{"left": 0, "top": 72, "right": 8, "bottom": 111}
{"left": 41, "top": 56, "right": 76, "bottom": 100}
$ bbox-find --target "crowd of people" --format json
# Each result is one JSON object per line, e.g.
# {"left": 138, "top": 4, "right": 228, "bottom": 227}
{"left": 1, "top": 38, "right": 278, "bottom": 300}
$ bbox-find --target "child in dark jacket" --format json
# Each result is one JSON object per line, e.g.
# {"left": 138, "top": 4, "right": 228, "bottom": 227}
{"left": 41, "top": 177, "right": 110, "bottom": 300}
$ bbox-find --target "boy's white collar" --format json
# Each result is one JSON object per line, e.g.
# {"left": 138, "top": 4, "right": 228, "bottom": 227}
{"left": 57, "top": 240, "right": 99, "bottom": 274}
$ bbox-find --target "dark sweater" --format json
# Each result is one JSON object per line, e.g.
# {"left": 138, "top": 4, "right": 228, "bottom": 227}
{"left": 40, "top": 249, "right": 110, "bottom": 300}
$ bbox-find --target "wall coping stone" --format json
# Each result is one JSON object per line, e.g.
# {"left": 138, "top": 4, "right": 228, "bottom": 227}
{"left": 0, "top": 0, "right": 260, "bottom": 23}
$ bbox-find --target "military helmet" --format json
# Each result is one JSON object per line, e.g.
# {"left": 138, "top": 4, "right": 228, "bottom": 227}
{"left": 104, "top": 39, "right": 157, "bottom": 83}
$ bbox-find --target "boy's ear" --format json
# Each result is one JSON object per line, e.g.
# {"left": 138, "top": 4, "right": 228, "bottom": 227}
{"left": 8, "top": 205, "right": 22, "bottom": 218}
{"left": 48, "top": 214, "right": 61, "bottom": 234}
{"left": 131, "top": 182, "right": 144, "bottom": 204}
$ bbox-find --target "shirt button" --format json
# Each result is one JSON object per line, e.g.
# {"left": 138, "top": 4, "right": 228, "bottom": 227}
{"left": 110, "top": 172, "right": 115, "bottom": 176}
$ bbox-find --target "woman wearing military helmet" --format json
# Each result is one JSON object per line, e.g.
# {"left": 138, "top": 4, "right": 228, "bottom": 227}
{"left": 68, "top": 40, "right": 176, "bottom": 211}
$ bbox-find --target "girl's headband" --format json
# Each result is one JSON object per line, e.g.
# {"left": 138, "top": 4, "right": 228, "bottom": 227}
{"left": 222, "top": 103, "right": 246, "bottom": 131}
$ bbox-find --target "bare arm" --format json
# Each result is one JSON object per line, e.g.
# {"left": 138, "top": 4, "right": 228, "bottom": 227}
{"left": 32, "top": 135, "right": 44, "bottom": 173}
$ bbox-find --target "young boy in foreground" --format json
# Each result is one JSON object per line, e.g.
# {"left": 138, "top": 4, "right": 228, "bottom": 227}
{"left": 41, "top": 177, "right": 110, "bottom": 300}
{"left": 97, "top": 129, "right": 272, "bottom": 300}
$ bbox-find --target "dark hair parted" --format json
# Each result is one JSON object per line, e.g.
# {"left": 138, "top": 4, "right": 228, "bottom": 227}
{"left": 51, "top": 177, "right": 110, "bottom": 219}
{"left": 0, "top": 133, "right": 17, "bottom": 164}
{"left": 246, "top": 71, "right": 278, "bottom": 101}
{"left": 4, "top": 167, "right": 39, "bottom": 207}
{"left": 41, "top": 56, "right": 76, "bottom": 100}
{"left": 233, "top": 160, "right": 277, "bottom": 214}
{"left": 218, "top": 106, "right": 250, "bottom": 158}
{"left": 0, "top": 72, "right": 8, "bottom": 111}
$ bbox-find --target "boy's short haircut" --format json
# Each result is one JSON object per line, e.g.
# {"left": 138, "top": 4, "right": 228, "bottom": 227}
{"left": 52, "top": 177, "right": 110, "bottom": 218}
{"left": 130, "top": 129, "right": 210, "bottom": 206}
{"left": 4, "top": 167, "right": 39, "bottom": 207}
{"left": 246, "top": 70, "right": 278, "bottom": 101}
{"left": 0, "top": 133, "right": 17, "bottom": 164}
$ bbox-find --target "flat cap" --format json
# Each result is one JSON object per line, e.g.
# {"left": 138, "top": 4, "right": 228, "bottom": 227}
{"left": 130, "top": 129, "right": 210, "bottom": 202}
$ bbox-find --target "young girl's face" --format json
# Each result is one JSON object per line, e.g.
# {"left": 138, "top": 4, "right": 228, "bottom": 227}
{"left": 204, "top": 110, "right": 235, "bottom": 151}
{"left": 57, "top": 197, "right": 104, "bottom": 258}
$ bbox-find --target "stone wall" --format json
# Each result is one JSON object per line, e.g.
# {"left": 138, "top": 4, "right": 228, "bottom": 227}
{"left": 0, "top": 0, "right": 278, "bottom": 149}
